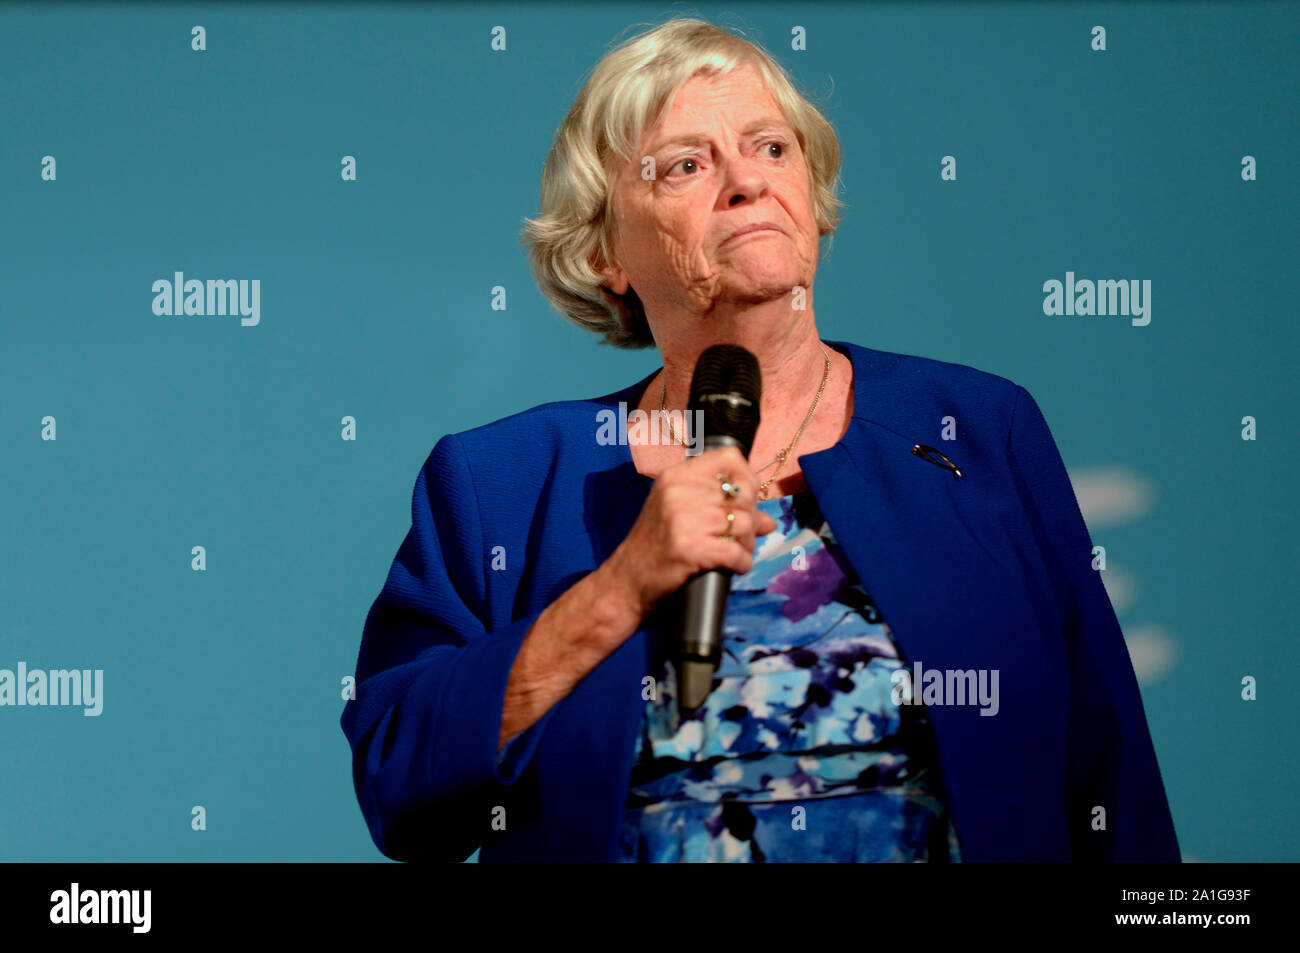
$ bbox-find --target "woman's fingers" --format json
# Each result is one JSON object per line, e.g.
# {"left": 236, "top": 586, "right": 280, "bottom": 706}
{"left": 612, "top": 443, "right": 787, "bottom": 609}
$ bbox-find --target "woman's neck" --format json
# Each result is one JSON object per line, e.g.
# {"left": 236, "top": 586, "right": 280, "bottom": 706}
{"left": 630, "top": 335, "right": 854, "bottom": 489}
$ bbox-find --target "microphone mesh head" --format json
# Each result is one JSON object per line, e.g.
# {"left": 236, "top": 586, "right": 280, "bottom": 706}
{"left": 688, "top": 344, "right": 762, "bottom": 458}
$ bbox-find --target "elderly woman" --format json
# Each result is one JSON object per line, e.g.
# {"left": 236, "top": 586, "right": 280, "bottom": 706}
{"left": 341, "top": 18, "right": 1179, "bottom": 863}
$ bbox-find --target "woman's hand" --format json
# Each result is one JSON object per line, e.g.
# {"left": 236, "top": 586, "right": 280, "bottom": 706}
{"left": 603, "top": 445, "right": 780, "bottom": 618}
{"left": 498, "top": 446, "right": 778, "bottom": 751}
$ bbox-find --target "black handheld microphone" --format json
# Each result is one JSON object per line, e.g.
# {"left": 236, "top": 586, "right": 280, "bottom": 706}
{"left": 675, "top": 343, "right": 762, "bottom": 716}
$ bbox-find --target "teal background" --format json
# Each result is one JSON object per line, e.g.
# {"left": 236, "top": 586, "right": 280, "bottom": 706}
{"left": 1, "top": 1, "right": 1296, "bottom": 862}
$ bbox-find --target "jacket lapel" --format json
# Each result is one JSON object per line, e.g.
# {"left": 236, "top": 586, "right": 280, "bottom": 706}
{"left": 801, "top": 343, "right": 1069, "bottom": 860}
{"left": 801, "top": 340, "right": 1015, "bottom": 678}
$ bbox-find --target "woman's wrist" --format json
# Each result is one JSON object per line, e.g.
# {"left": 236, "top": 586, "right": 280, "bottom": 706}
{"left": 497, "top": 551, "right": 649, "bottom": 752}
{"left": 594, "top": 544, "right": 654, "bottom": 632}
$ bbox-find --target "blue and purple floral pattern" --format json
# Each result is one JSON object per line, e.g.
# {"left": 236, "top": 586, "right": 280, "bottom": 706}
{"left": 621, "top": 490, "right": 962, "bottom": 862}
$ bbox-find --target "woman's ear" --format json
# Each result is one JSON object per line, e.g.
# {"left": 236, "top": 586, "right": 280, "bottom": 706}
{"left": 591, "top": 250, "right": 630, "bottom": 296}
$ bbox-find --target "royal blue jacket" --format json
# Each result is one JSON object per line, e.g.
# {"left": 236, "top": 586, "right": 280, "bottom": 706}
{"left": 340, "top": 340, "right": 1180, "bottom": 862}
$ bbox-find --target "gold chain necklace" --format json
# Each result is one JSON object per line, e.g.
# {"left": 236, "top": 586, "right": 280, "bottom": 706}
{"left": 659, "top": 344, "right": 831, "bottom": 499}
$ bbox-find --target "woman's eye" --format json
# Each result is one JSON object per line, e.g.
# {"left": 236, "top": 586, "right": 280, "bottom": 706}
{"left": 666, "top": 141, "right": 788, "bottom": 178}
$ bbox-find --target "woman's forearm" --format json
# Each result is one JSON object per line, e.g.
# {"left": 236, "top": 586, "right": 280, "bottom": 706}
{"left": 498, "top": 552, "right": 647, "bottom": 751}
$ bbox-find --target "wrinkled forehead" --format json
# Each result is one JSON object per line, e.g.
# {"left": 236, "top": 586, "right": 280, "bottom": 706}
{"left": 640, "top": 61, "right": 782, "bottom": 149}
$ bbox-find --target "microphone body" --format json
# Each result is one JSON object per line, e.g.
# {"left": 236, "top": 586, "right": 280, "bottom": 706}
{"left": 674, "top": 346, "right": 761, "bottom": 716}
{"left": 675, "top": 433, "right": 744, "bottom": 708}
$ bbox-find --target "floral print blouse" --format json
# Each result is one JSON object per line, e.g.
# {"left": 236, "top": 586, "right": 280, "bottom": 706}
{"left": 620, "top": 489, "right": 962, "bottom": 863}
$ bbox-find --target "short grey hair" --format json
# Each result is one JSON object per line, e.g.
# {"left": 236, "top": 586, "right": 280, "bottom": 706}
{"left": 520, "top": 17, "right": 847, "bottom": 349}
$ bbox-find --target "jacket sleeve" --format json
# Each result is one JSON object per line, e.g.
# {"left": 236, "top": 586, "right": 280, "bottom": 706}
{"left": 340, "top": 432, "right": 557, "bottom": 862}
{"left": 1005, "top": 385, "right": 1180, "bottom": 861}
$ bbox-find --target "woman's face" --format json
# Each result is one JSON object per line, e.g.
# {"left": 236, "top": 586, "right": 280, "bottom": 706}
{"left": 598, "top": 62, "right": 820, "bottom": 322}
